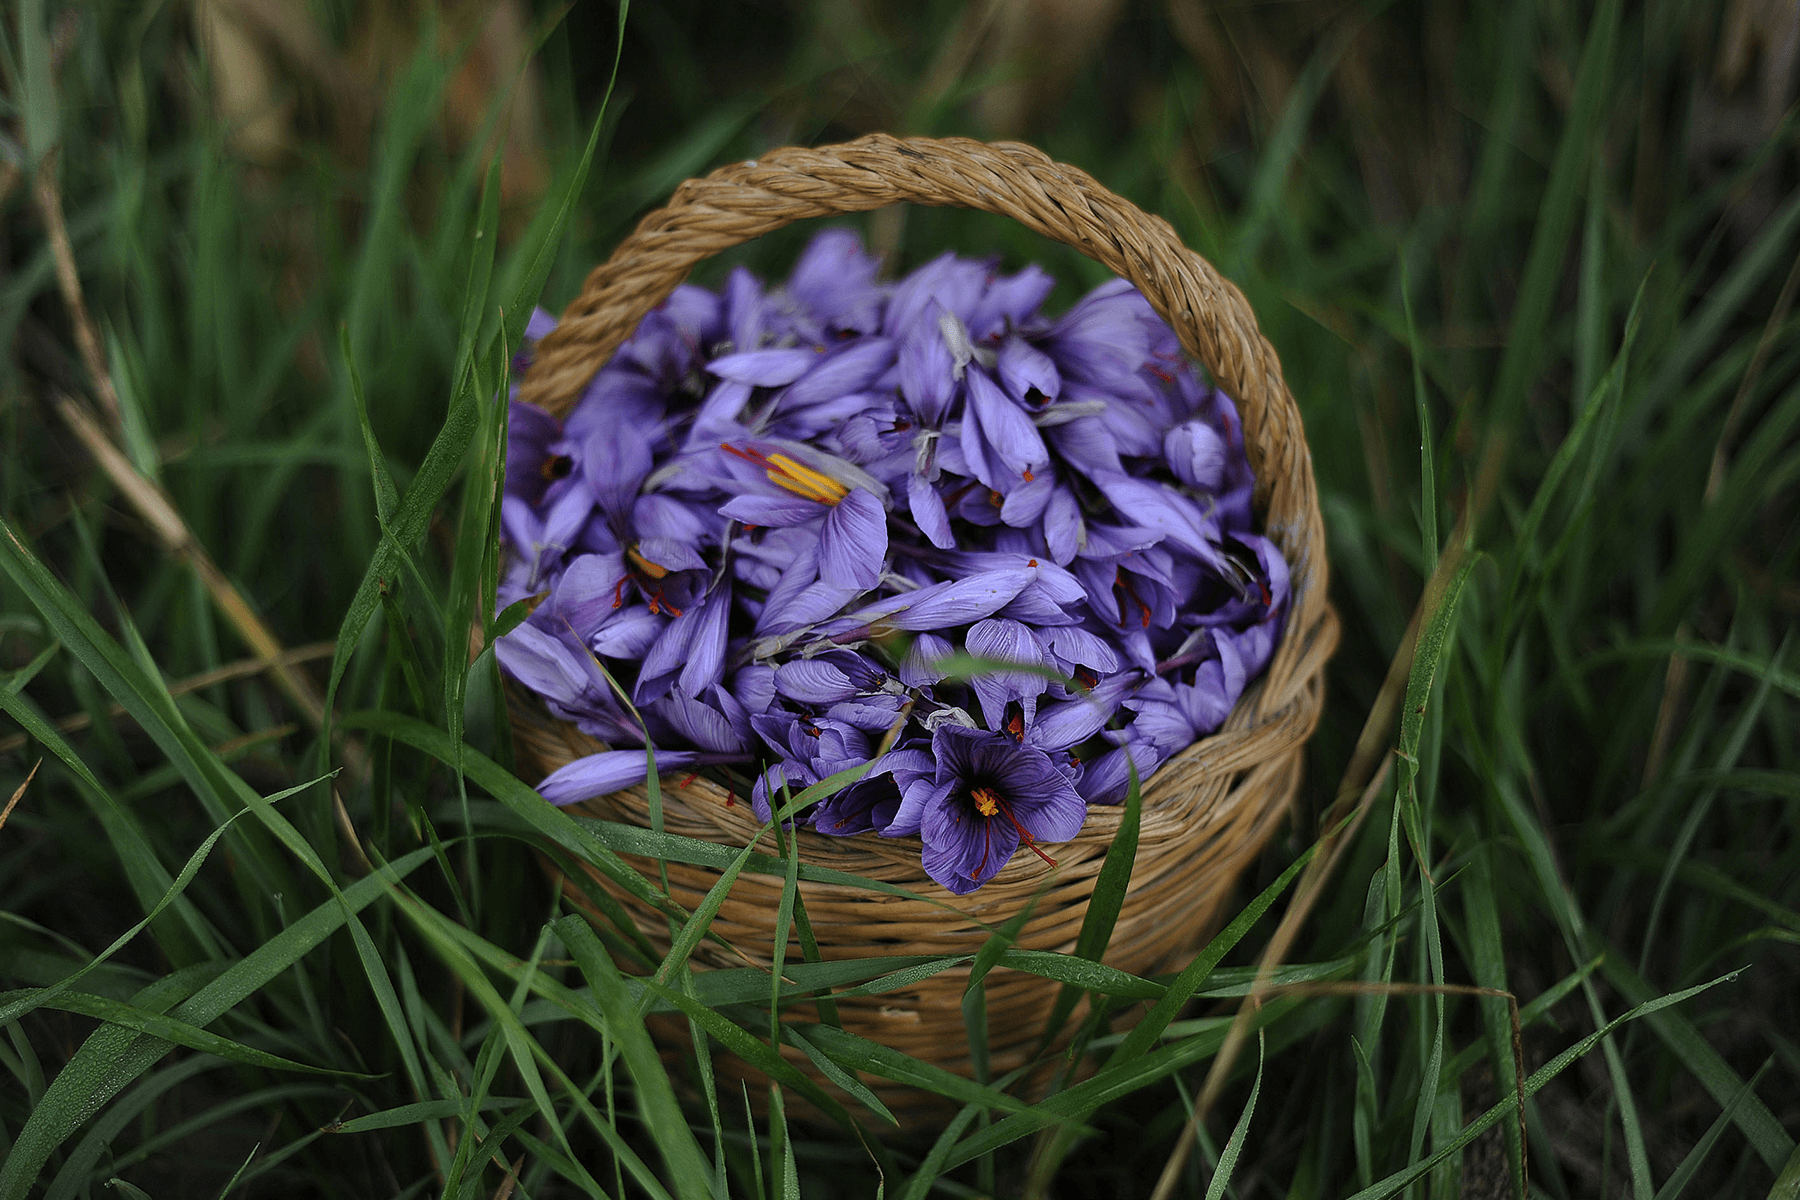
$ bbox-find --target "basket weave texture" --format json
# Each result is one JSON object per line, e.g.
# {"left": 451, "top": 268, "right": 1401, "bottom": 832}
{"left": 509, "top": 134, "right": 1339, "bottom": 1123}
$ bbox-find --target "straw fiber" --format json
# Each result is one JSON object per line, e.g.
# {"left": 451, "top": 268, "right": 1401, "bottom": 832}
{"left": 510, "top": 135, "right": 1338, "bottom": 1125}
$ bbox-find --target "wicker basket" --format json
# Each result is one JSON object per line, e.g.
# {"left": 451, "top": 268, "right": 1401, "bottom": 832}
{"left": 509, "top": 134, "right": 1338, "bottom": 1126}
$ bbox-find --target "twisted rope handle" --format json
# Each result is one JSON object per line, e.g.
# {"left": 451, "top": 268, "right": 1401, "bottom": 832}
{"left": 518, "top": 134, "right": 1331, "bottom": 713}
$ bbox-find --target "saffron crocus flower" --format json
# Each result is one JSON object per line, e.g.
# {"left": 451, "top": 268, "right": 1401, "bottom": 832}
{"left": 494, "top": 618, "right": 639, "bottom": 746}
{"left": 909, "top": 725, "right": 1087, "bottom": 895}
{"left": 747, "top": 710, "right": 874, "bottom": 821}
{"left": 505, "top": 400, "right": 580, "bottom": 509}
{"left": 717, "top": 442, "right": 888, "bottom": 592}
{"left": 634, "top": 579, "right": 735, "bottom": 704}
{"left": 960, "top": 367, "right": 1049, "bottom": 490}
{"left": 775, "top": 649, "right": 909, "bottom": 732}
{"left": 1073, "top": 733, "right": 1164, "bottom": 806}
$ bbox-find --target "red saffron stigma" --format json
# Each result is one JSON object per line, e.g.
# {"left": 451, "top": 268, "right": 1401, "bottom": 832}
{"left": 721, "top": 443, "right": 772, "bottom": 467}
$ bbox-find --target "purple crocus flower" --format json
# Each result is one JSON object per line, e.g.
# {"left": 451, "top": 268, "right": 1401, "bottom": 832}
{"left": 960, "top": 367, "right": 1049, "bottom": 491}
{"left": 747, "top": 709, "right": 874, "bottom": 821}
{"left": 717, "top": 442, "right": 888, "bottom": 592}
{"left": 505, "top": 400, "right": 580, "bottom": 509}
{"left": 1073, "top": 733, "right": 1163, "bottom": 806}
{"left": 906, "top": 725, "right": 1087, "bottom": 895}
{"left": 494, "top": 617, "right": 638, "bottom": 746}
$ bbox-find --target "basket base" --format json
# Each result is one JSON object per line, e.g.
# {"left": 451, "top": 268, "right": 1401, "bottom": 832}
{"left": 543, "top": 746, "right": 1298, "bottom": 1132}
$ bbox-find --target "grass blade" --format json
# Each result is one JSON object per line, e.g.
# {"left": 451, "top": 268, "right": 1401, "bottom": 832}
{"left": 556, "top": 914, "right": 715, "bottom": 1200}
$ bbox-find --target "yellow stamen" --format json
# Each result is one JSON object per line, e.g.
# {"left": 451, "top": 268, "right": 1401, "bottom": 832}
{"left": 766, "top": 453, "right": 849, "bottom": 504}
{"left": 626, "top": 545, "right": 670, "bottom": 580}
{"left": 971, "top": 786, "right": 1002, "bottom": 817}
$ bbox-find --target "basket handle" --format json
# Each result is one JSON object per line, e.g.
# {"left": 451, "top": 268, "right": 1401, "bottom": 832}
{"left": 517, "top": 134, "right": 1330, "bottom": 708}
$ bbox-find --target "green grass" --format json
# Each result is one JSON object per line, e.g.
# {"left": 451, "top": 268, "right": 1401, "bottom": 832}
{"left": 3, "top": 1, "right": 1797, "bottom": 1196}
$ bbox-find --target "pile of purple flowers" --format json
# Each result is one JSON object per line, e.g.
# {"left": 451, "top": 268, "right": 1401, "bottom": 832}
{"left": 498, "top": 230, "right": 1288, "bottom": 894}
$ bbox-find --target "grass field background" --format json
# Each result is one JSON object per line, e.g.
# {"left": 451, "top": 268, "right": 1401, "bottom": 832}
{"left": 2, "top": 1, "right": 1797, "bottom": 1196}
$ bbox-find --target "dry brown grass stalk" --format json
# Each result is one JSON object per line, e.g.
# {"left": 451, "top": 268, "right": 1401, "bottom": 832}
{"left": 0, "top": 760, "right": 42, "bottom": 835}
{"left": 0, "top": 642, "right": 334, "bottom": 757}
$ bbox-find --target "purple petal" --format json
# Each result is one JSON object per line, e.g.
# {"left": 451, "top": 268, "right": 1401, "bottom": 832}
{"left": 751, "top": 759, "right": 818, "bottom": 823}
{"left": 920, "top": 829, "right": 1008, "bottom": 894}
{"left": 898, "top": 324, "right": 957, "bottom": 427}
{"left": 719, "top": 493, "right": 823, "bottom": 528}
{"left": 899, "top": 632, "right": 955, "bottom": 688}
{"left": 999, "top": 475, "right": 1056, "bottom": 528}
{"left": 581, "top": 423, "right": 654, "bottom": 523}
{"left": 956, "top": 411, "right": 998, "bottom": 491}
{"left": 967, "top": 264, "right": 1055, "bottom": 340}
{"left": 908, "top": 474, "right": 955, "bottom": 549}
{"left": 827, "top": 696, "right": 907, "bottom": 732}
{"left": 553, "top": 553, "right": 627, "bottom": 641}
{"left": 1028, "top": 675, "right": 1135, "bottom": 752}
{"left": 884, "top": 776, "right": 949, "bottom": 839}
{"left": 811, "top": 776, "right": 900, "bottom": 837}
{"left": 997, "top": 580, "right": 1083, "bottom": 627}
{"left": 1046, "top": 412, "right": 1124, "bottom": 479}
{"left": 1011, "top": 778, "right": 1087, "bottom": 843}
{"left": 733, "top": 665, "right": 778, "bottom": 714}
{"left": 776, "top": 658, "right": 857, "bottom": 704}
{"left": 504, "top": 401, "right": 563, "bottom": 502}
{"left": 590, "top": 607, "right": 663, "bottom": 659}
{"left": 1092, "top": 473, "right": 1223, "bottom": 566}
{"left": 777, "top": 340, "right": 897, "bottom": 413}
{"left": 651, "top": 689, "right": 746, "bottom": 753}
{"left": 1048, "top": 279, "right": 1153, "bottom": 383}
{"left": 724, "top": 267, "right": 768, "bottom": 355}
{"left": 965, "top": 617, "right": 1049, "bottom": 729}
{"left": 997, "top": 336, "right": 1061, "bottom": 405}
{"left": 707, "top": 348, "right": 818, "bottom": 386}
{"left": 786, "top": 228, "right": 885, "bottom": 334}
{"left": 690, "top": 380, "right": 753, "bottom": 440}
{"left": 759, "top": 582, "right": 858, "bottom": 637}
{"left": 1165, "top": 419, "right": 1228, "bottom": 492}
{"left": 817, "top": 488, "right": 886, "bottom": 591}
{"left": 677, "top": 587, "right": 733, "bottom": 697}
{"left": 1044, "top": 626, "right": 1122, "bottom": 674}
{"left": 631, "top": 538, "right": 707, "bottom": 575}
{"left": 1043, "top": 486, "right": 1085, "bottom": 565}
{"left": 495, "top": 621, "right": 604, "bottom": 706}
{"left": 1075, "top": 739, "right": 1163, "bottom": 805}
{"left": 540, "top": 482, "right": 597, "bottom": 561}
{"left": 886, "top": 569, "right": 1036, "bottom": 631}
{"left": 633, "top": 493, "right": 715, "bottom": 544}
{"left": 886, "top": 256, "right": 987, "bottom": 339}
{"left": 538, "top": 748, "right": 699, "bottom": 806}
{"left": 965, "top": 368, "right": 1049, "bottom": 483}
